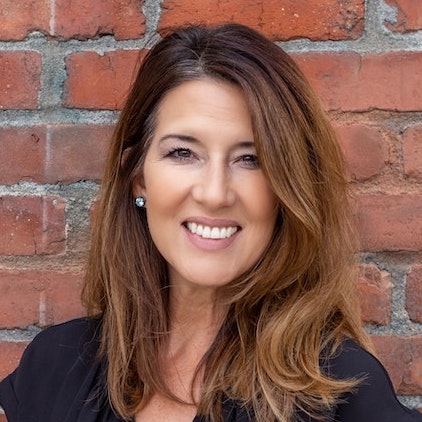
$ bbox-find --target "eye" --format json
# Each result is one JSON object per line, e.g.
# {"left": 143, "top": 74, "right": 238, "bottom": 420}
{"left": 238, "top": 154, "right": 259, "bottom": 169}
{"left": 167, "top": 147, "right": 194, "bottom": 161}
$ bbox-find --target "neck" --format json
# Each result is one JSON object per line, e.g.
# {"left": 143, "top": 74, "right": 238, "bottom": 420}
{"left": 158, "top": 285, "right": 228, "bottom": 403}
{"left": 168, "top": 284, "right": 227, "bottom": 348}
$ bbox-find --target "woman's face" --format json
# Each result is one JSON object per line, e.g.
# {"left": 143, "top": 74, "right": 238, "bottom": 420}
{"left": 133, "top": 79, "right": 277, "bottom": 291}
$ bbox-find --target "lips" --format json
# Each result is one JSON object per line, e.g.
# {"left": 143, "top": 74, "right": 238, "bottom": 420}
{"left": 186, "top": 222, "right": 239, "bottom": 239}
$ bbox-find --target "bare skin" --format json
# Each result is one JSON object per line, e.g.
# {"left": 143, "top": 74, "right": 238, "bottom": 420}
{"left": 135, "top": 285, "right": 227, "bottom": 422}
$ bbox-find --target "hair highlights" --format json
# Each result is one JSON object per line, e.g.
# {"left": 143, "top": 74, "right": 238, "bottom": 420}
{"left": 82, "top": 24, "right": 370, "bottom": 421}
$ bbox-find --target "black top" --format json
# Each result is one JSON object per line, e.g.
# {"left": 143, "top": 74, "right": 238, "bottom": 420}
{"left": 0, "top": 318, "right": 421, "bottom": 421}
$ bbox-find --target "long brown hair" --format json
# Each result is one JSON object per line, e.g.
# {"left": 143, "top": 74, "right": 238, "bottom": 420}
{"left": 82, "top": 23, "right": 371, "bottom": 421}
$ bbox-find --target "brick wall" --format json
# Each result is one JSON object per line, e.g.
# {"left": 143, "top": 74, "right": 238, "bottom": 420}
{"left": 0, "top": 0, "right": 422, "bottom": 418}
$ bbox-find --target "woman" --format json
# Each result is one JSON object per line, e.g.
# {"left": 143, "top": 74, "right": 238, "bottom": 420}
{"left": 0, "top": 23, "right": 420, "bottom": 422}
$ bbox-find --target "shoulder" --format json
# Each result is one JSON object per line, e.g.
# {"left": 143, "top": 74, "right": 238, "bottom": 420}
{"left": 325, "top": 338, "right": 388, "bottom": 380}
{"left": 12, "top": 316, "right": 101, "bottom": 379}
{"left": 12, "top": 316, "right": 102, "bottom": 379}
{"left": 325, "top": 338, "right": 422, "bottom": 422}
{"left": 16, "top": 316, "right": 103, "bottom": 387}
{"left": 24, "top": 317, "right": 102, "bottom": 362}
{"left": 0, "top": 317, "right": 105, "bottom": 421}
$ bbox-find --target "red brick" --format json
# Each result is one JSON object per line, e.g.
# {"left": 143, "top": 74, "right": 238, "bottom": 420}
{"left": 0, "top": 413, "right": 6, "bottom": 422}
{"left": 52, "top": 0, "right": 145, "bottom": 40}
{"left": 159, "top": 0, "right": 365, "bottom": 41}
{"left": 294, "top": 52, "right": 422, "bottom": 112}
{"left": 336, "top": 125, "right": 387, "bottom": 181}
{"left": 385, "top": 0, "right": 422, "bottom": 33}
{"left": 0, "top": 196, "right": 66, "bottom": 256}
{"left": 372, "top": 336, "right": 422, "bottom": 395}
{"left": 0, "top": 0, "right": 50, "bottom": 41}
{"left": 403, "top": 125, "right": 422, "bottom": 182}
{"left": 45, "top": 270, "right": 86, "bottom": 325}
{"left": 406, "top": 265, "right": 422, "bottom": 323}
{"left": 0, "top": 127, "right": 46, "bottom": 185}
{"left": 0, "top": 0, "right": 145, "bottom": 42}
{"left": 0, "top": 272, "right": 44, "bottom": 328}
{"left": 358, "top": 264, "right": 392, "bottom": 325}
{"left": 0, "top": 269, "right": 85, "bottom": 329}
{"left": 356, "top": 194, "right": 422, "bottom": 251}
{"left": 45, "top": 124, "right": 112, "bottom": 183}
{"left": 0, "top": 341, "right": 28, "bottom": 380}
{"left": 64, "top": 50, "right": 143, "bottom": 110}
{"left": 0, "top": 125, "right": 113, "bottom": 185}
{"left": 0, "top": 52, "right": 41, "bottom": 109}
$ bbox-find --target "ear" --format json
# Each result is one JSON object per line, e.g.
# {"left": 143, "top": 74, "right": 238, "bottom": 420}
{"left": 132, "top": 172, "right": 146, "bottom": 199}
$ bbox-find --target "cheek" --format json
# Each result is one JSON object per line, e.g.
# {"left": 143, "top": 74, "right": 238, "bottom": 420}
{"left": 144, "top": 190, "right": 176, "bottom": 222}
{"left": 244, "top": 177, "right": 277, "bottom": 224}
{"left": 142, "top": 168, "right": 188, "bottom": 228}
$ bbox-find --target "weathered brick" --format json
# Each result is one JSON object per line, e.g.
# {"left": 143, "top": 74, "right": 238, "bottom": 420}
{"left": 406, "top": 265, "right": 422, "bottom": 323}
{"left": 159, "top": 0, "right": 365, "bottom": 41}
{"left": 45, "top": 124, "right": 112, "bottom": 183}
{"left": 0, "top": 125, "right": 113, "bottom": 185}
{"left": 336, "top": 124, "right": 387, "bottom": 181}
{"left": 0, "top": 127, "right": 46, "bottom": 185}
{"left": 0, "top": 0, "right": 50, "bottom": 41}
{"left": 64, "top": 50, "right": 143, "bottom": 109}
{"left": 294, "top": 52, "right": 422, "bottom": 112}
{"left": 0, "top": 196, "right": 66, "bottom": 256}
{"left": 372, "top": 336, "right": 422, "bottom": 395}
{"left": 358, "top": 264, "right": 392, "bottom": 325}
{"left": 356, "top": 194, "right": 422, "bottom": 252}
{"left": 385, "top": 0, "right": 422, "bottom": 33}
{"left": 52, "top": 0, "right": 145, "bottom": 40}
{"left": 403, "top": 125, "right": 422, "bottom": 182}
{"left": 0, "top": 0, "right": 145, "bottom": 42}
{"left": 0, "top": 51, "right": 41, "bottom": 109}
{"left": 0, "top": 269, "right": 85, "bottom": 329}
{"left": 45, "top": 270, "right": 86, "bottom": 325}
{"left": 65, "top": 48, "right": 422, "bottom": 115}
{"left": 0, "top": 272, "right": 44, "bottom": 329}
{"left": 0, "top": 341, "right": 28, "bottom": 381}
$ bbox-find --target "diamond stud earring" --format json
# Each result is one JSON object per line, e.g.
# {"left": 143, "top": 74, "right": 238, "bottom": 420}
{"left": 135, "top": 196, "right": 146, "bottom": 208}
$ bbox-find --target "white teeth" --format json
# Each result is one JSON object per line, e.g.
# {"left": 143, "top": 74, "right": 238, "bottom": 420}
{"left": 202, "top": 226, "right": 211, "bottom": 238}
{"left": 210, "top": 227, "right": 219, "bottom": 239}
{"left": 186, "top": 222, "right": 238, "bottom": 239}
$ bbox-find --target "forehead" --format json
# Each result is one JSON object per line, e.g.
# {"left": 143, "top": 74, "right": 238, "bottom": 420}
{"left": 154, "top": 78, "right": 252, "bottom": 131}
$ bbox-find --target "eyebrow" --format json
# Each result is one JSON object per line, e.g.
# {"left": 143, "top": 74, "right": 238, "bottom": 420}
{"left": 158, "top": 134, "right": 198, "bottom": 144}
{"left": 158, "top": 133, "right": 255, "bottom": 148}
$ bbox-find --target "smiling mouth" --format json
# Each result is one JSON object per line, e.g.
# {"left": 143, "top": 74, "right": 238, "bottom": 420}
{"left": 185, "top": 222, "right": 239, "bottom": 239}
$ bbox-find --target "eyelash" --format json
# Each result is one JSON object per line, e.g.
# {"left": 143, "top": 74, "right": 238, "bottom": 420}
{"left": 239, "top": 154, "right": 259, "bottom": 169}
{"left": 166, "top": 147, "right": 194, "bottom": 161}
{"left": 165, "top": 148, "right": 259, "bottom": 168}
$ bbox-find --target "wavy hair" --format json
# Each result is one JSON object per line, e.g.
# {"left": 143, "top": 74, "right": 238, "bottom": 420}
{"left": 82, "top": 23, "right": 371, "bottom": 421}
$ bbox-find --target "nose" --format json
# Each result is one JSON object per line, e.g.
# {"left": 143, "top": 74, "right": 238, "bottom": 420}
{"left": 191, "top": 160, "right": 235, "bottom": 209}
